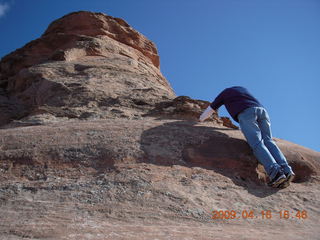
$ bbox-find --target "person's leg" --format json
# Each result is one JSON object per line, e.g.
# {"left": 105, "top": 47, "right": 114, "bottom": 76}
{"left": 257, "top": 108, "right": 293, "bottom": 175}
{"left": 238, "top": 107, "right": 283, "bottom": 180}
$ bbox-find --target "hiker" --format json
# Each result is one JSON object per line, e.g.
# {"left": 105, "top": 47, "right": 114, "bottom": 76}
{"left": 199, "top": 86, "right": 295, "bottom": 188}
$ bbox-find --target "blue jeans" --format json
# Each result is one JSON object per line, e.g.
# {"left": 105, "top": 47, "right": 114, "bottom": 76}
{"left": 238, "top": 107, "right": 292, "bottom": 180}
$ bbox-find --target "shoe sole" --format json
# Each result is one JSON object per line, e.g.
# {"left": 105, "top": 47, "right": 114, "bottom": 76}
{"left": 268, "top": 175, "right": 287, "bottom": 188}
{"left": 271, "top": 177, "right": 287, "bottom": 188}
{"left": 278, "top": 181, "right": 290, "bottom": 189}
{"left": 278, "top": 174, "right": 295, "bottom": 189}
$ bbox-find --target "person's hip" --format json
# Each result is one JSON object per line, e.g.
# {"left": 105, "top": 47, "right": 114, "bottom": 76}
{"left": 238, "top": 106, "right": 269, "bottom": 121}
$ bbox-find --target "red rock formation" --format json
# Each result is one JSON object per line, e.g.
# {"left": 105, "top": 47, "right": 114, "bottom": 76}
{"left": 43, "top": 11, "right": 160, "bottom": 68}
{"left": 0, "top": 12, "right": 160, "bottom": 88}
{"left": 0, "top": 11, "right": 175, "bottom": 126}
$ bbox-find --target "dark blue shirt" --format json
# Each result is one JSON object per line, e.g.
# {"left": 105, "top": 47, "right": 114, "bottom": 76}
{"left": 210, "top": 86, "right": 263, "bottom": 122}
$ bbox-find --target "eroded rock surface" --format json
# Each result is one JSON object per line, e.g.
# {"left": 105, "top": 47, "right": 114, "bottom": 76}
{"left": 0, "top": 11, "right": 175, "bottom": 126}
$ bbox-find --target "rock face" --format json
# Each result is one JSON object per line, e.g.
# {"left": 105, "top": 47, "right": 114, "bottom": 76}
{"left": 0, "top": 11, "right": 174, "bottom": 126}
{"left": 0, "top": 11, "right": 320, "bottom": 240}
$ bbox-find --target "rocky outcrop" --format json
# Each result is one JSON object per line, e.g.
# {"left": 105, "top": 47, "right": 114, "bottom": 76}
{"left": 43, "top": 11, "right": 160, "bottom": 68}
{"left": 0, "top": 11, "right": 161, "bottom": 82}
{"left": 0, "top": 11, "right": 319, "bottom": 239}
{"left": 0, "top": 11, "right": 175, "bottom": 126}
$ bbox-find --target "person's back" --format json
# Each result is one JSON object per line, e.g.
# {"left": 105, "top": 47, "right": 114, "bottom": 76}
{"left": 210, "top": 86, "right": 262, "bottom": 122}
{"left": 199, "top": 86, "right": 295, "bottom": 188}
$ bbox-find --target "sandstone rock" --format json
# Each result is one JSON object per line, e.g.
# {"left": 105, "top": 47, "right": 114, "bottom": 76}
{"left": 0, "top": 11, "right": 174, "bottom": 126}
{"left": 43, "top": 11, "right": 160, "bottom": 68}
{"left": 147, "top": 95, "right": 238, "bottom": 128}
{"left": 0, "top": 118, "right": 319, "bottom": 239}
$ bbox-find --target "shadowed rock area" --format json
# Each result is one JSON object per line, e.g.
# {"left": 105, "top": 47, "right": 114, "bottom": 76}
{"left": 0, "top": 11, "right": 319, "bottom": 240}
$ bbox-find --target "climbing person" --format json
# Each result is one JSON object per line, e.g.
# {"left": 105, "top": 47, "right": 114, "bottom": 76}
{"left": 199, "top": 86, "right": 295, "bottom": 188}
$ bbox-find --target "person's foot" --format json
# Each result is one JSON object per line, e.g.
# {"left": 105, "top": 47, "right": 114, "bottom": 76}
{"left": 278, "top": 172, "right": 296, "bottom": 189}
{"left": 268, "top": 170, "right": 287, "bottom": 188}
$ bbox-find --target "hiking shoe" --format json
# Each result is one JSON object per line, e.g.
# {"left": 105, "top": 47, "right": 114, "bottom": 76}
{"left": 278, "top": 172, "right": 296, "bottom": 189}
{"left": 268, "top": 171, "right": 287, "bottom": 188}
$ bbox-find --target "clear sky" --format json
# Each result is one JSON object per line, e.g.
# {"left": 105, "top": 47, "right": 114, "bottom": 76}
{"left": 0, "top": 0, "right": 319, "bottom": 151}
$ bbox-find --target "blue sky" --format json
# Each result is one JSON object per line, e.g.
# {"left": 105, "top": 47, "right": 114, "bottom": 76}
{"left": 0, "top": 0, "right": 319, "bottom": 151}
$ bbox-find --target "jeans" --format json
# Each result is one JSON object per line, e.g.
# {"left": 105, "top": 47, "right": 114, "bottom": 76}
{"left": 238, "top": 107, "right": 292, "bottom": 180}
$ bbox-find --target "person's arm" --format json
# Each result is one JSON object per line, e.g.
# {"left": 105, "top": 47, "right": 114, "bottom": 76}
{"left": 210, "top": 90, "right": 225, "bottom": 111}
{"left": 199, "top": 89, "right": 226, "bottom": 122}
{"left": 199, "top": 106, "right": 214, "bottom": 122}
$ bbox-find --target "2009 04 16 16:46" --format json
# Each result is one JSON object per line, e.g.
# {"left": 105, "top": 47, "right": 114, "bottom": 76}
{"left": 211, "top": 210, "right": 308, "bottom": 220}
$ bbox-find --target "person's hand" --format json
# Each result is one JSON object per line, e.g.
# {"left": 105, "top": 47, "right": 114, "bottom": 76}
{"left": 199, "top": 106, "right": 214, "bottom": 123}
